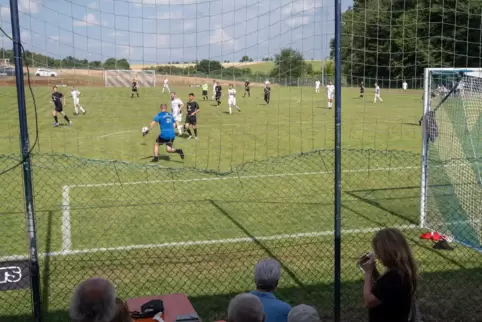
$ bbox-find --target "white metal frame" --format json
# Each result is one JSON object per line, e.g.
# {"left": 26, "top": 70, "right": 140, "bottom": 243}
{"left": 420, "top": 67, "right": 482, "bottom": 230}
{"left": 103, "top": 69, "right": 156, "bottom": 87}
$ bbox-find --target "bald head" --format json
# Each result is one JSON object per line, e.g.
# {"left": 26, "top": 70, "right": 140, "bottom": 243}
{"left": 228, "top": 293, "right": 265, "bottom": 322}
{"left": 288, "top": 305, "right": 320, "bottom": 322}
{"left": 69, "top": 278, "right": 117, "bottom": 322}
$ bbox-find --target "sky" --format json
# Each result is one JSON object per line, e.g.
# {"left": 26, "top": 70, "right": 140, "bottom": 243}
{"left": 0, "top": 0, "right": 352, "bottom": 65}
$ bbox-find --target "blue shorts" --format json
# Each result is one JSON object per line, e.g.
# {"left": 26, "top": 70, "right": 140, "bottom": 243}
{"left": 156, "top": 136, "right": 175, "bottom": 146}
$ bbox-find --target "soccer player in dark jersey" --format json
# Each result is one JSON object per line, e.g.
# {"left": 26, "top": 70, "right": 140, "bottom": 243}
{"left": 185, "top": 93, "right": 200, "bottom": 140}
{"left": 243, "top": 80, "right": 250, "bottom": 98}
{"left": 51, "top": 86, "right": 72, "bottom": 127}
{"left": 143, "top": 103, "right": 184, "bottom": 162}
{"left": 360, "top": 81, "right": 365, "bottom": 98}
{"left": 215, "top": 83, "right": 222, "bottom": 106}
{"left": 131, "top": 78, "right": 139, "bottom": 98}
{"left": 264, "top": 83, "right": 271, "bottom": 105}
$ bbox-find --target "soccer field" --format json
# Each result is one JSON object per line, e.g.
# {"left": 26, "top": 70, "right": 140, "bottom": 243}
{"left": 1, "top": 85, "right": 481, "bottom": 321}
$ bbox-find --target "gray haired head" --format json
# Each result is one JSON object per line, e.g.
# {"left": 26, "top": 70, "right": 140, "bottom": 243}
{"left": 69, "top": 277, "right": 117, "bottom": 322}
{"left": 254, "top": 259, "right": 281, "bottom": 292}
{"left": 228, "top": 293, "right": 264, "bottom": 322}
{"left": 288, "top": 304, "right": 320, "bottom": 322}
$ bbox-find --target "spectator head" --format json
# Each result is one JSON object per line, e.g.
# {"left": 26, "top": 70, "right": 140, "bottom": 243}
{"left": 69, "top": 277, "right": 117, "bottom": 322}
{"left": 372, "top": 228, "right": 418, "bottom": 293}
{"left": 228, "top": 293, "right": 265, "bottom": 322}
{"left": 288, "top": 305, "right": 320, "bottom": 322}
{"left": 254, "top": 259, "right": 281, "bottom": 292}
{"left": 110, "top": 298, "right": 132, "bottom": 322}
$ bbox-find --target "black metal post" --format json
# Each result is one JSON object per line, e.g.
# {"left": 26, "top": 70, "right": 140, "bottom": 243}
{"left": 333, "top": 0, "right": 342, "bottom": 320}
{"left": 9, "top": 1, "right": 43, "bottom": 321}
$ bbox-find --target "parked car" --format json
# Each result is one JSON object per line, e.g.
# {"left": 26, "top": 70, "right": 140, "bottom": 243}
{"left": 0, "top": 66, "right": 16, "bottom": 76}
{"left": 35, "top": 68, "right": 58, "bottom": 77}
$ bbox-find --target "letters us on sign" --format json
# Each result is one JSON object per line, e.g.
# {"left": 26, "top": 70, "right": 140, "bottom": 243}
{"left": 0, "top": 260, "right": 30, "bottom": 291}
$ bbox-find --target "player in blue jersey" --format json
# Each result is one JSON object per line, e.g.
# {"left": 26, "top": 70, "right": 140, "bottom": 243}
{"left": 143, "top": 103, "right": 185, "bottom": 162}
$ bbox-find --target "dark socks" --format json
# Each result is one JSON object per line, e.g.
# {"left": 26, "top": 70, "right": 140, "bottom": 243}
{"left": 186, "top": 129, "right": 192, "bottom": 136}
{"left": 64, "top": 115, "right": 70, "bottom": 122}
{"left": 194, "top": 128, "right": 197, "bottom": 137}
{"left": 54, "top": 115, "right": 58, "bottom": 123}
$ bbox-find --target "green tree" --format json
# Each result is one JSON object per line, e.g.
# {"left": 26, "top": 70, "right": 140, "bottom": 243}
{"left": 116, "top": 58, "right": 130, "bottom": 69}
{"left": 330, "top": 0, "right": 482, "bottom": 83}
{"left": 239, "top": 55, "right": 252, "bottom": 62}
{"left": 270, "top": 48, "right": 309, "bottom": 78}
{"left": 195, "top": 59, "right": 223, "bottom": 74}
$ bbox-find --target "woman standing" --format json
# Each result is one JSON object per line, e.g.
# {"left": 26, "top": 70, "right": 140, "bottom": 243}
{"left": 359, "top": 228, "right": 418, "bottom": 322}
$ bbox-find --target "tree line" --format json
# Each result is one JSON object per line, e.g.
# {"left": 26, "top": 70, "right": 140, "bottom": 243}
{"left": 0, "top": 47, "right": 334, "bottom": 79}
{"left": 330, "top": 0, "right": 482, "bottom": 84}
{"left": 147, "top": 49, "right": 334, "bottom": 79}
{"left": 0, "top": 48, "right": 130, "bottom": 70}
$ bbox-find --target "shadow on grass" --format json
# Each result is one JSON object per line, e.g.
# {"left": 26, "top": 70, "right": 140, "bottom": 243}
{"left": 2, "top": 268, "right": 482, "bottom": 322}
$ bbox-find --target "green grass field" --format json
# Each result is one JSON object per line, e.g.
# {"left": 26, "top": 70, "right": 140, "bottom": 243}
{"left": 1, "top": 84, "right": 481, "bottom": 322}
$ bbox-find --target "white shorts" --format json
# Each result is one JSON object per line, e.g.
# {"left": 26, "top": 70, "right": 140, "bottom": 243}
{"left": 73, "top": 98, "right": 79, "bottom": 105}
{"left": 228, "top": 98, "right": 236, "bottom": 106}
{"left": 174, "top": 114, "right": 182, "bottom": 123}
{"left": 164, "top": 84, "right": 169, "bottom": 88}
{"left": 328, "top": 94, "right": 334, "bottom": 100}
{"left": 316, "top": 87, "right": 320, "bottom": 90}
{"left": 402, "top": 86, "right": 407, "bottom": 90}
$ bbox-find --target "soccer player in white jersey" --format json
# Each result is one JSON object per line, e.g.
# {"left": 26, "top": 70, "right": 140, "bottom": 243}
{"left": 162, "top": 77, "right": 170, "bottom": 93}
{"left": 170, "top": 92, "right": 184, "bottom": 136}
{"left": 315, "top": 80, "right": 321, "bottom": 93}
{"left": 374, "top": 83, "right": 383, "bottom": 103}
{"left": 71, "top": 86, "right": 86, "bottom": 116}
{"left": 227, "top": 84, "right": 241, "bottom": 114}
{"left": 326, "top": 81, "right": 335, "bottom": 108}
{"left": 402, "top": 81, "right": 408, "bottom": 91}
{"left": 212, "top": 79, "right": 217, "bottom": 100}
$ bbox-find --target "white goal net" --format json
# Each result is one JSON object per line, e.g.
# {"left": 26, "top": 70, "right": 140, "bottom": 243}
{"left": 421, "top": 68, "right": 482, "bottom": 249}
{"left": 104, "top": 70, "right": 156, "bottom": 88}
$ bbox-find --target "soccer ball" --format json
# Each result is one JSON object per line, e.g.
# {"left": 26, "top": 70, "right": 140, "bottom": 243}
{"left": 142, "top": 126, "right": 148, "bottom": 134}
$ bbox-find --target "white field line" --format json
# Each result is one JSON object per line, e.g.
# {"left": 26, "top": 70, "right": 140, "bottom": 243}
{"left": 71, "top": 166, "right": 420, "bottom": 188}
{"left": 0, "top": 224, "right": 419, "bottom": 262}
{"left": 61, "top": 186, "right": 71, "bottom": 252}
{"left": 97, "top": 130, "right": 135, "bottom": 138}
{"left": 53, "top": 166, "right": 418, "bottom": 259}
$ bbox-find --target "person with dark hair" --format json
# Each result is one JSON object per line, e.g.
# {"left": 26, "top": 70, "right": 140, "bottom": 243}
{"left": 131, "top": 78, "right": 139, "bottom": 98}
{"left": 250, "top": 259, "right": 291, "bottom": 322}
{"left": 358, "top": 228, "right": 418, "bottom": 322}
{"left": 51, "top": 86, "right": 72, "bottom": 127}
{"left": 110, "top": 298, "right": 132, "bottom": 322}
{"left": 69, "top": 278, "right": 117, "bottom": 322}
{"left": 185, "top": 93, "right": 200, "bottom": 140}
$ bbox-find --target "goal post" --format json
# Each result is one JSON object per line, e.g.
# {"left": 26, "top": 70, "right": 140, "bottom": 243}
{"left": 420, "top": 67, "right": 482, "bottom": 249}
{"left": 104, "top": 70, "right": 156, "bottom": 88}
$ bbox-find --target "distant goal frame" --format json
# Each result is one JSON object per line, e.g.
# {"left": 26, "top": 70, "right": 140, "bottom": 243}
{"left": 104, "top": 69, "right": 156, "bottom": 88}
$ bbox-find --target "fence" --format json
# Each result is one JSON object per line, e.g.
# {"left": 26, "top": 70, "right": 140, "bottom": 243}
{"left": 2, "top": 147, "right": 482, "bottom": 321}
{"left": 2, "top": 3, "right": 482, "bottom": 322}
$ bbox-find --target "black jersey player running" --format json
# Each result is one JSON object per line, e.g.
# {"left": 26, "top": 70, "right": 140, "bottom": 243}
{"left": 359, "top": 81, "right": 365, "bottom": 98}
{"left": 215, "top": 83, "right": 222, "bottom": 106}
{"left": 185, "top": 93, "right": 200, "bottom": 140}
{"left": 131, "top": 78, "right": 140, "bottom": 98}
{"left": 243, "top": 80, "right": 250, "bottom": 98}
{"left": 51, "top": 86, "right": 72, "bottom": 127}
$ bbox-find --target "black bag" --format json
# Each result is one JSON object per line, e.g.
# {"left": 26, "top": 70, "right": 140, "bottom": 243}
{"left": 130, "top": 299, "right": 164, "bottom": 318}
